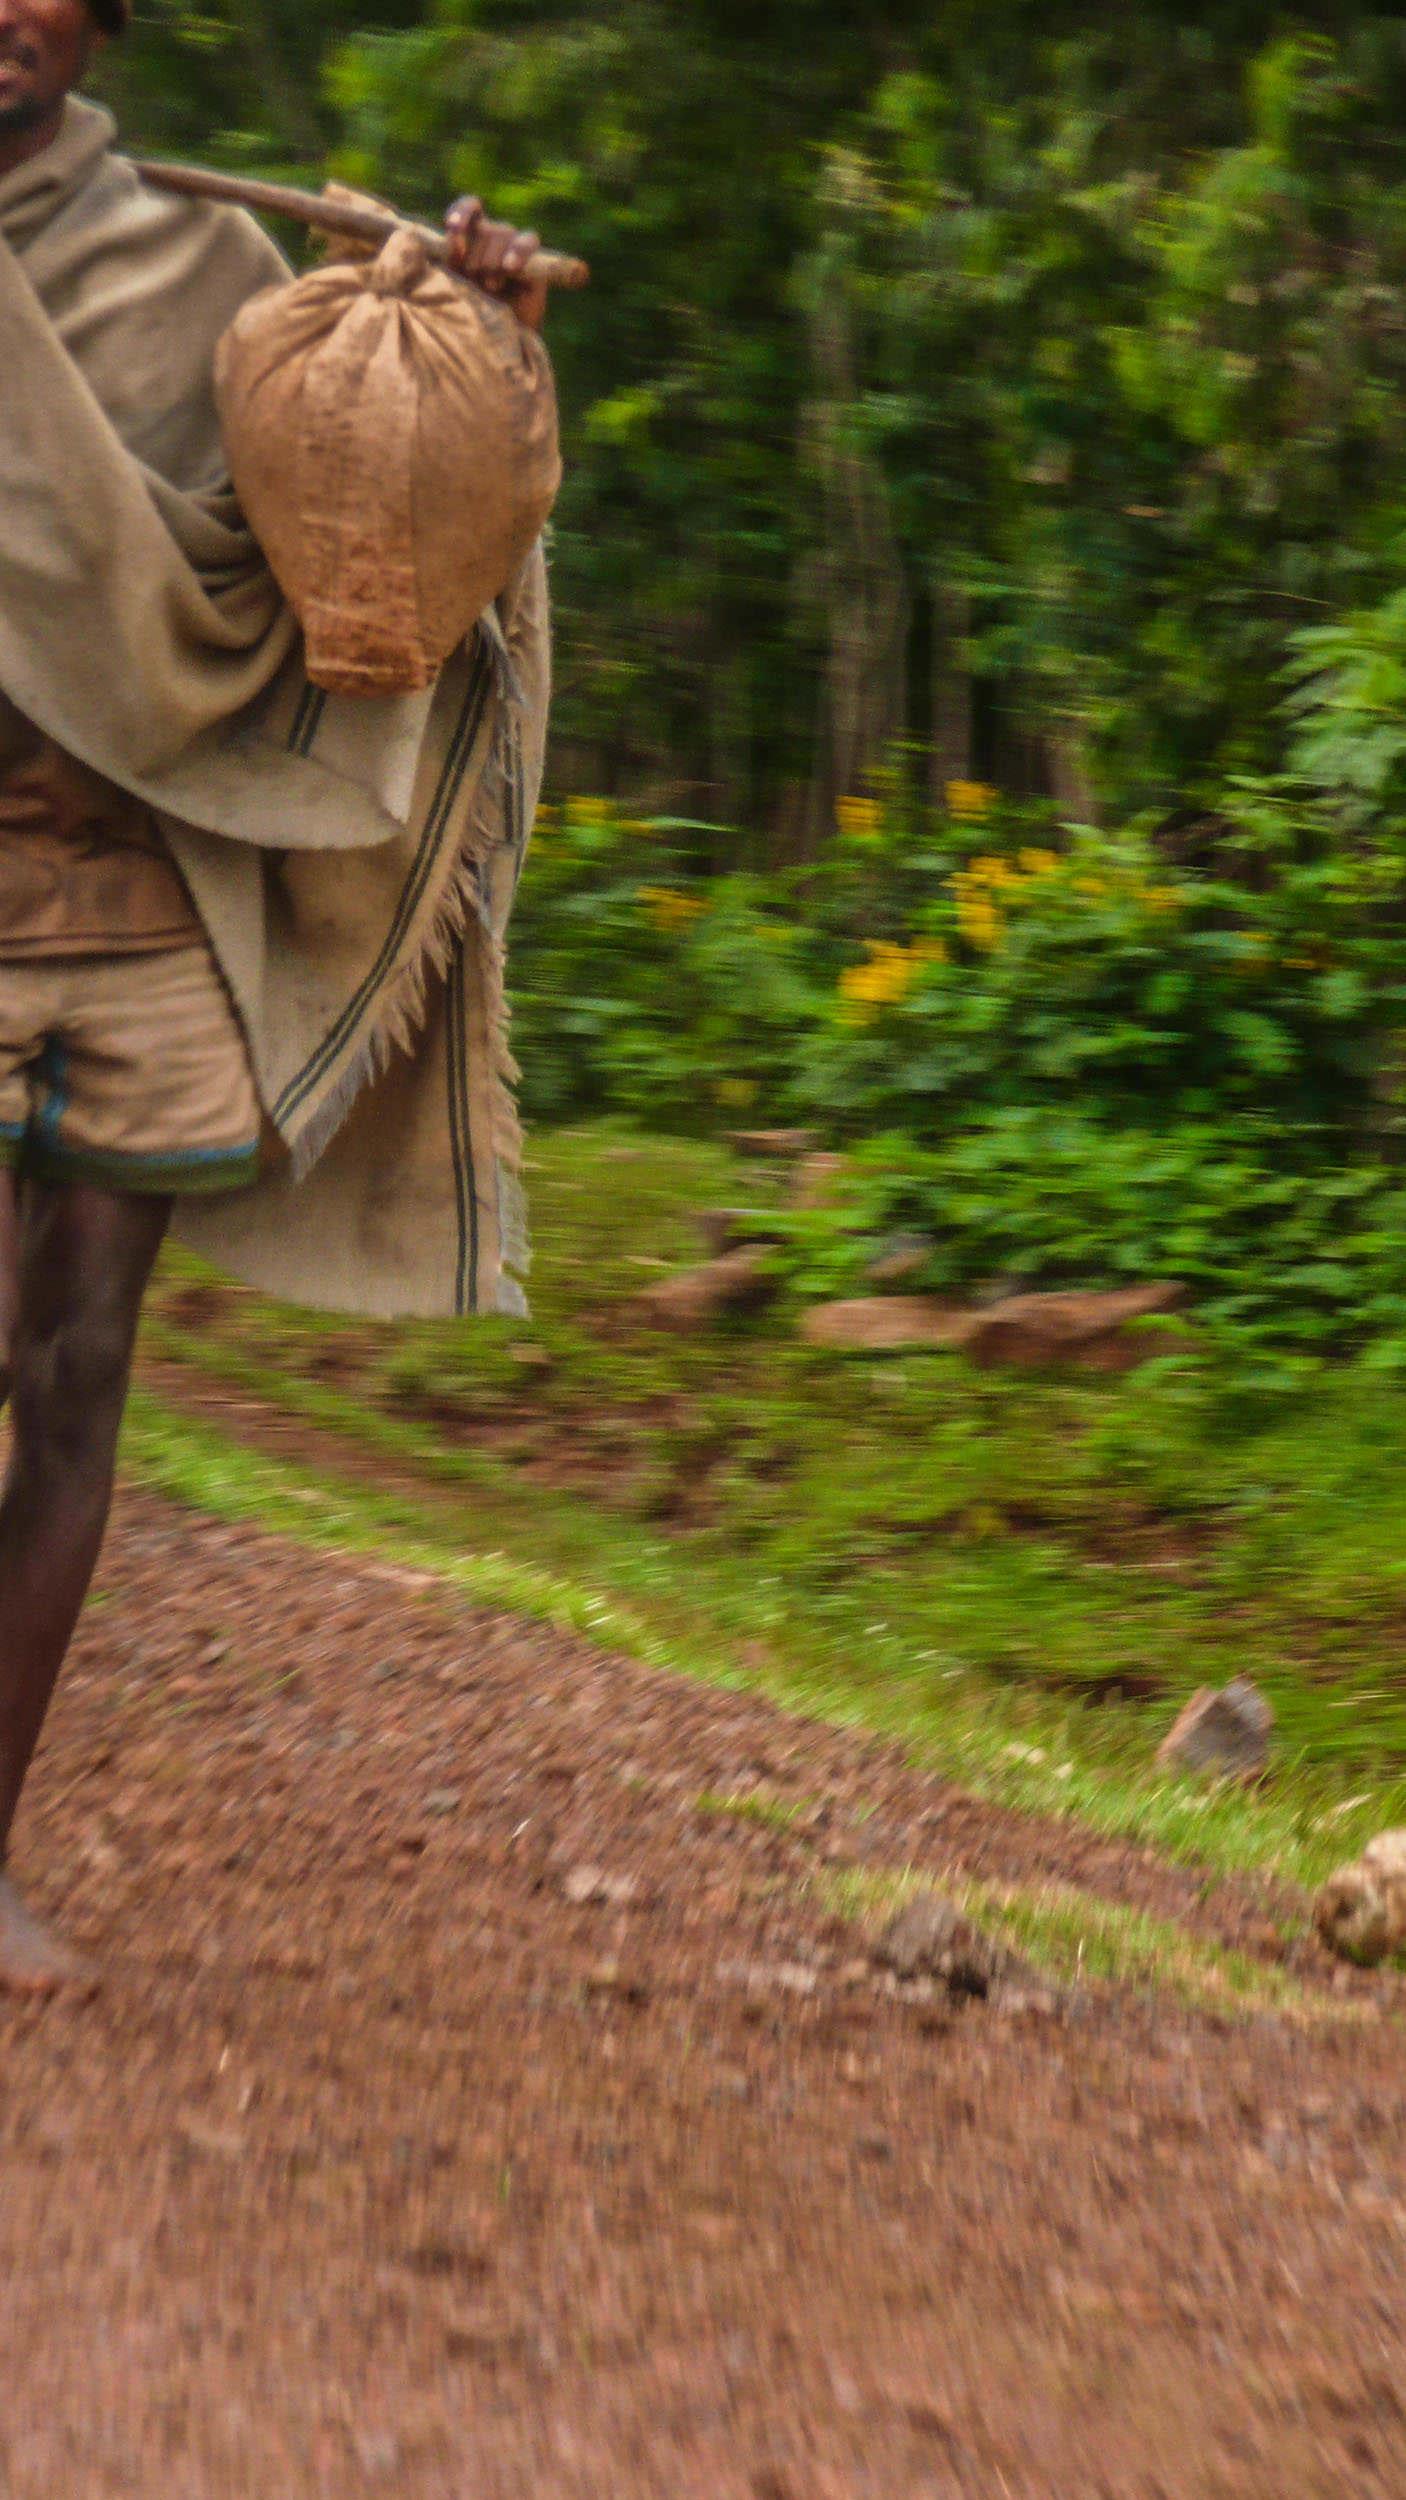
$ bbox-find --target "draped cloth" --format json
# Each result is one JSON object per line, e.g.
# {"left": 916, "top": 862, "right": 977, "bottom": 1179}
{"left": 0, "top": 96, "right": 549, "bottom": 1317}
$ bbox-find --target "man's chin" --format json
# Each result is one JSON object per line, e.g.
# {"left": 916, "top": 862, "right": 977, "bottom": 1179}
{"left": 0, "top": 91, "right": 52, "bottom": 140}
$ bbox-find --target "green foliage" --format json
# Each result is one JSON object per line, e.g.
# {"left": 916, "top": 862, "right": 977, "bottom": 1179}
{"left": 99, "top": 6, "right": 1406, "bottom": 825}
{"left": 98, "top": 0, "right": 421, "bottom": 166}
{"left": 1288, "top": 577, "right": 1406, "bottom": 826}
{"left": 510, "top": 786, "right": 1406, "bottom": 1355}
{"left": 814, "top": 20, "right": 1406, "bottom": 809}
{"left": 509, "top": 802, "right": 829, "bottom": 1127}
{"left": 814, "top": 1123, "right": 1406, "bottom": 1359}
{"left": 811, "top": 807, "right": 1394, "bottom": 1131}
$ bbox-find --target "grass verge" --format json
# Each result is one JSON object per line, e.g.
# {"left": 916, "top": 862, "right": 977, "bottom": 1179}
{"left": 124, "top": 1120, "right": 1406, "bottom": 1909}
{"left": 814, "top": 1865, "right": 1346, "bottom": 2021}
{"left": 123, "top": 1365, "right": 1403, "bottom": 1903}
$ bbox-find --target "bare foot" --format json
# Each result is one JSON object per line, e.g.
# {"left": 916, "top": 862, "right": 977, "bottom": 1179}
{"left": 0, "top": 1874, "right": 97, "bottom": 2000}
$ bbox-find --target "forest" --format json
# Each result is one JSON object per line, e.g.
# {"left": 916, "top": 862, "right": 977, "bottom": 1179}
{"left": 97, "top": 8, "right": 1406, "bottom": 1364}
{"left": 105, "top": 4, "right": 1406, "bottom": 832}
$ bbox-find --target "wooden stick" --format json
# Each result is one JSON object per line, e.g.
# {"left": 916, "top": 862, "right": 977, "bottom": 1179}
{"left": 133, "top": 159, "right": 591, "bottom": 292}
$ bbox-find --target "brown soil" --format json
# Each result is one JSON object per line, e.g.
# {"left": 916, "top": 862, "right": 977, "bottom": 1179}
{"left": 4, "top": 1483, "right": 1405, "bottom": 2499}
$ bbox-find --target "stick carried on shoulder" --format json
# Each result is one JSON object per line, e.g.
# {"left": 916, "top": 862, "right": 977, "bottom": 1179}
{"left": 134, "top": 160, "right": 591, "bottom": 293}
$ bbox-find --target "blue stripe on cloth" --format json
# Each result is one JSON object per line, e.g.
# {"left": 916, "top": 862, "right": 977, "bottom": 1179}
{"left": 105, "top": 1140, "right": 260, "bottom": 1168}
{"left": 37, "top": 1037, "right": 68, "bottom": 1145}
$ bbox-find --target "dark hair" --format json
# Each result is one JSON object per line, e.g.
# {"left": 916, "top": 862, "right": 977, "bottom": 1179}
{"left": 89, "top": 0, "right": 130, "bottom": 32}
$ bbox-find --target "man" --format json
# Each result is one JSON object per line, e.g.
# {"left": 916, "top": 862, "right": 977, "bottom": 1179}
{"left": 0, "top": 0, "right": 554, "bottom": 1994}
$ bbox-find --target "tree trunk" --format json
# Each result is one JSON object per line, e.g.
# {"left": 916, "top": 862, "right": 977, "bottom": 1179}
{"left": 929, "top": 584, "right": 974, "bottom": 802}
{"left": 805, "top": 289, "right": 908, "bottom": 831}
{"left": 1045, "top": 722, "right": 1100, "bottom": 827}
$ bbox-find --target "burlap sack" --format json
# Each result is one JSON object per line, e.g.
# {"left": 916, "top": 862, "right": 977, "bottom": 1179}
{"left": 215, "top": 224, "right": 561, "bottom": 697}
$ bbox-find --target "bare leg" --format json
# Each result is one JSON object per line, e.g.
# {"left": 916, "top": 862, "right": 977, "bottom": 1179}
{"left": 0, "top": 1167, "right": 18, "bottom": 1398}
{"left": 0, "top": 1178, "right": 170, "bottom": 1996}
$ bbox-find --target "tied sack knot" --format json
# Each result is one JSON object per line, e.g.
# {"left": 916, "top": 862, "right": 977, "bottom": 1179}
{"left": 367, "top": 226, "right": 430, "bottom": 297}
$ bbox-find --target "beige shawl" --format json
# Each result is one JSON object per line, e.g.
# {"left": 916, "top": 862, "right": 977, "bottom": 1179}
{"left": 0, "top": 97, "right": 550, "bottom": 1317}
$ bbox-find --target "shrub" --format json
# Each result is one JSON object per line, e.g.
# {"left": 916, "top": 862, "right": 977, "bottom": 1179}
{"left": 511, "top": 784, "right": 1406, "bottom": 1354}
{"left": 509, "top": 800, "right": 832, "bottom": 1128}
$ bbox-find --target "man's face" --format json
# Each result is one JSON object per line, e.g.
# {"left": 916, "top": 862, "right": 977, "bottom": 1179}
{"left": 0, "top": 0, "right": 94, "bottom": 139}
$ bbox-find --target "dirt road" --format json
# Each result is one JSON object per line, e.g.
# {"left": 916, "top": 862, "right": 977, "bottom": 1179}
{"left": 2, "top": 1485, "right": 1404, "bottom": 2498}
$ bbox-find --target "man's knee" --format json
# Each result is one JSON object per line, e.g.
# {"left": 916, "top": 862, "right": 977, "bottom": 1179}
{"left": 0, "top": 1177, "right": 17, "bottom": 1416}
{"left": 9, "top": 1305, "right": 138, "bottom": 1476}
{"left": 2, "top": 1185, "right": 167, "bottom": 1466}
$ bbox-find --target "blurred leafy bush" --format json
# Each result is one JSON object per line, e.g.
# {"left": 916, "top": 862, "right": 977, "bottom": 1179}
{"left": 509, "top": 801, "right": 831, "bottom": 1129}
{"left": 512, "top": 778, "right": 1406, "bottom": 1358}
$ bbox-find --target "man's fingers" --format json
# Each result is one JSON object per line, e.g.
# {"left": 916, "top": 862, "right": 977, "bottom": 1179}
{"left": 443, "top": 196, "right": 484, "bottom": 273}
{"left": 439, "top": 201, "right": 547, "bottom": 326}
{"left": 478, "top": 220, "right": 524, "bottom": 282}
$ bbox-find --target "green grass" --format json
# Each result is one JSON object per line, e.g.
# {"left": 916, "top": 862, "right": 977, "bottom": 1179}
{"left": 817, "top": 1867, "right": 1344, "bottom": 2020}
{"left": 696, "top": 1788, "right": 807, "bottom": 1837}
{"left": 123, "top": 1121, "right": 1406, "bottom": 1902}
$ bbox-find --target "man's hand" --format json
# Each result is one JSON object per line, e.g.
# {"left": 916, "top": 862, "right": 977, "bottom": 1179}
{"left": 444, "top": 198, "right": 548, "bottom": 332}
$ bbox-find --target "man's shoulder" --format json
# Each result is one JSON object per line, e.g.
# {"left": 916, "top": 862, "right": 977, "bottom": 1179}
{"left": 66, "top": 147, "right": 291, "bottom": 298}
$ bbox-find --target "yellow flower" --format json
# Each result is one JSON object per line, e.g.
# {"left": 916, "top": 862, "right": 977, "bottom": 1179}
{"left": 1138, "top": 885, "right": 1183, "bottom": 914}
{"left": 957, "top": 895, "right": 1003, "bottom": 949}
{"left": 637, "top": 885, "right": 705, "bottom": 936}
{"left": 837, "top": 940, "right": 924, "bottom": 1021}
{"left": 714, "top": 1076, "right": 758, "bottom": 1108}
{"left": 566, "top": 795, "right": 615, "bottom": 829}
{"left": 1018, "top": 848, "right": 1060, "bottom": 877}
{"left": 946, "top": 780, "right": 999, "bottom": 822}
{"left": 949, "top": 870, "right": 1005, "bottom": 948}
{"left": 837, "top": 796, "right": 884, "bottom": 842}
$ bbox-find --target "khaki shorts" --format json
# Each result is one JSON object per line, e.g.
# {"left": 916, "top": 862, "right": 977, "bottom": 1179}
{"left": 0, "top": 944, "right": 261, "bottom": 1195}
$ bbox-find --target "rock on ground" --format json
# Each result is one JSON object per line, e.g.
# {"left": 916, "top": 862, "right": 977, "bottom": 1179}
{"left": 1316, "top": 1828, "right": 1406, "bottom": 1965}
{"left": 963, "top": 1281, "right": 1188, "bottom": 1373}
{"left": 801, "top": 1297, "right": 972, "bottom": 1354}
{"left": 724, "top": 1127, "right": 819, "bottom": 1158}
{"left": 1155, "top": 1679, "right": 1275, "bottom": 1785}
{"left": 801, "top": 1282, "right": 1186, "bottom": 1370}
{"left": 870, "top": 1891, "right": 1056, "bottom": 2010}
{"left": 696, "top": 1207, "right": 785, "bottom": 1258}
{"left": 633, "top": 1246, "right": 777, "bottom": 1329}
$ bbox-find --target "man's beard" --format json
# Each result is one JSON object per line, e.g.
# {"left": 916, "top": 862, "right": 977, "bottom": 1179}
{"left": 0, "top": 91, "right": 54, "bottom": 137}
